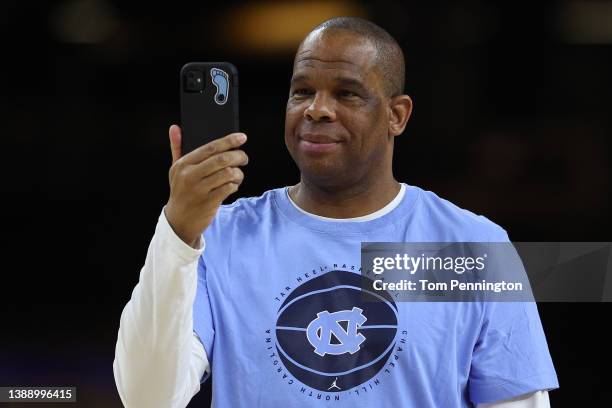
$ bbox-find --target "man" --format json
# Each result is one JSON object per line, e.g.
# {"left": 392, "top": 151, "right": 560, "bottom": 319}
{"left": 114, "top": 17, "right": 558, "bottom": 407}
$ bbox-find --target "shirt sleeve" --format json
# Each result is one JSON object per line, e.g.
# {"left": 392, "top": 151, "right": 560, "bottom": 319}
{"left": 477, "top": 390, "right": 551, "bottom": 408}
{"left": 192, "top": 243, "right": 216, "bottom": 383}
{"left": 113, "top": 207, "right": 211, "bottom": 408}
{"left": 468, "top": 301, "right": 559, "bottom": 405}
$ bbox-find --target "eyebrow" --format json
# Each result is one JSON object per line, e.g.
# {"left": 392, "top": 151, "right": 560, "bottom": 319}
{"left": 290, "top": 74, "right": 368, "bottom": 93}
{"left": 290, "top": 74, "right": 309, "bottom": 85}
{"left": 335, "top": 77, "right": 368, "bottom": 93}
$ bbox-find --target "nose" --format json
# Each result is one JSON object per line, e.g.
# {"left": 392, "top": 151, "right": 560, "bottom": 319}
{"left": 304, "top": 92, "right": 336, "bottom": 122}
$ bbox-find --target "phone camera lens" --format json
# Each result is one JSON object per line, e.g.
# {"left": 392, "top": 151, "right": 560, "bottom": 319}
{"left": 184, "top": 70, "right": 204, "bottom": 92}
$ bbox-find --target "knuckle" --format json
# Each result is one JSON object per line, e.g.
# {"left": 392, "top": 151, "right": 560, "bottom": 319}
{"left": 205, "top": 143, "right": 216, "bottom": 155}
{"left": 178, "top": 167, "right": 191, "bottom": 180}
{"left": 217, "top": 154, "right": 229, "bottom": 165}
{"left": 173, "top": 158, "right": 186, "bottom": 172}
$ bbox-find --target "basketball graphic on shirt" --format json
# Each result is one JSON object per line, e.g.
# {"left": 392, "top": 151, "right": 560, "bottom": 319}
{"left": 275, "top": 270, "right": 398, "bottom": 392}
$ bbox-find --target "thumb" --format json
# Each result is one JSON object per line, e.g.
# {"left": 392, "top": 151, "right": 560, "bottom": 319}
{"left": 169, "top": 124, "right": 182, "bottom": 164}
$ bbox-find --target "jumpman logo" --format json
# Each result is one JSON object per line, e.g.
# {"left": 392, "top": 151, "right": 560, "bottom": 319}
{"left": 328, "top": 377, "right": 341, "bottom": 391}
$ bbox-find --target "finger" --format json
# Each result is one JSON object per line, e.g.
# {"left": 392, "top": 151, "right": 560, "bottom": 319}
{"left": 182, "top": 132, "right": 247, "bottom": 165}
{"left": 197, "top": 166, "right": 244, "bottom": 194}
{"left": 169, "top": 124, "right": 182, "bottom": 164}
{"left": 207, "top": 181, "right": 240, "bottom": 204}
{"left": 192, "top": 149, "right": 249, "bottom": 179}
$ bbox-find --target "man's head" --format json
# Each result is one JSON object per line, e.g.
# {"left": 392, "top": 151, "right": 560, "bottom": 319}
{"left": 284, "top": 17, "right": 413, "bottom": 190}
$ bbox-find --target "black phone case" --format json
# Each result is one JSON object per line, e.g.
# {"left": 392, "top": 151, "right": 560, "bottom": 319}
{"left": 180, "top": 62, "right": 239, "bottom": 155}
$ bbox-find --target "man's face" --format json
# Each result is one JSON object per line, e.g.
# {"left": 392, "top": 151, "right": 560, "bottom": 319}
{"left": 284, "top": 30, "right": 392, "bottom": 187}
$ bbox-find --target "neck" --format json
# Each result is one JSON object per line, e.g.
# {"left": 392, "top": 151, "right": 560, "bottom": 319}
{"left": 288, "top": 175, "right": 401, "bottom": 219}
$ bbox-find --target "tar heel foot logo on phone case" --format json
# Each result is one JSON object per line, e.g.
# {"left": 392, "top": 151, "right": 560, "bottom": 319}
{"left": 210, "top": 68, "right": 229, "bottom": 105}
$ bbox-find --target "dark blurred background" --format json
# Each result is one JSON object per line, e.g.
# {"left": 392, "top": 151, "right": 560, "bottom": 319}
{"left": 0, "top": 0, "right": 610, "bottom": 407}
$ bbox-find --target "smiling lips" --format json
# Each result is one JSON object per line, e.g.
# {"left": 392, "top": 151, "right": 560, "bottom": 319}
{"left": 298, "top": 134, "right": 343, "bottom": 154}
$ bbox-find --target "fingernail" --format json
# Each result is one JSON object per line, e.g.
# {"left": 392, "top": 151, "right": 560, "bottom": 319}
{"left": 236, "top": 133, "right": 247, "bottom": 143}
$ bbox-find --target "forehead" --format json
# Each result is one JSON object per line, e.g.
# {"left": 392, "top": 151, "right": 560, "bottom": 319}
{"left": 293, "top": 30, "right": 378, "bottom": 80}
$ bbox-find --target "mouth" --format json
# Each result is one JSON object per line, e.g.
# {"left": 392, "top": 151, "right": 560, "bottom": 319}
{"left": 299, "top": 133, "right": 341, "bottom": 143}
{"left": 298, "top": 134, "right": 343, "bottom": 154}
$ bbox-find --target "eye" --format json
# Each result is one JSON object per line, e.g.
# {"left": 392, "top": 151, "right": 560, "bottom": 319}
{"left": 292, "top": 88, "right": 313, "bottom": 97}
{"left": 338, "top": 90, "right": 359, "bottom": 98}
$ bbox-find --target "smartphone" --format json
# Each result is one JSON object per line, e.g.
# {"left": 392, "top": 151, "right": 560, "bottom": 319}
{"left": 180, "top": 62, "right": 239, "bottom": 155}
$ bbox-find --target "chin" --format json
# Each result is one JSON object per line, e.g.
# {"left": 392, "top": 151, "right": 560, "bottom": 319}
{"left": 299, "top": 157, "right": 338, "bottom": 173}
{"left": 299, "top": 163, "right": 352, "bottom": 188}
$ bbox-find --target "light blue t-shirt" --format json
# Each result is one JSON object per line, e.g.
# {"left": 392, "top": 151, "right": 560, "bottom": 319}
{"left": 193, "top": 184, "right": 559, "bottom": 407}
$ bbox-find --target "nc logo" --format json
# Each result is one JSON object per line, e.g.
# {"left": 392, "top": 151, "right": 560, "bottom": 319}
{"left": 306, "top": 307, "right": 367, "bottom": 356}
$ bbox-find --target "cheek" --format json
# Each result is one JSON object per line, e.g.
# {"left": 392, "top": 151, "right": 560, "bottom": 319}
{"left": 366, "top": 101, "right": 388, "bottom": 135}
{"left": 284, "top": 103, "right": 302, "bottom": 134}
{"left": 284, "top": 111, "right": 294, "bottom": 140}
{"left": 344, "top": 105, "right": 387, "bottom": 151}
{"left": 284, "top": 104, "right": 303, "bottom": 151}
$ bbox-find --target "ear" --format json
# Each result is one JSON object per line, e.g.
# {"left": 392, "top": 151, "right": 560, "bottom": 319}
{"left": 388, "top": 95, "right": 413, "bottom": 137}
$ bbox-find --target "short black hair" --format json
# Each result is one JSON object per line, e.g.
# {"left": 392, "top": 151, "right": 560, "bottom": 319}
{"left": 306, "top": 17, "right": 405, "bottom": 97}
